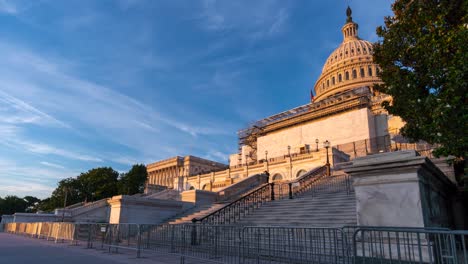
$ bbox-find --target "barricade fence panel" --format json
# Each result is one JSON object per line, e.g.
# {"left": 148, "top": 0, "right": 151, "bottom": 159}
{"left": 353, "top": 227, "right": 468, "bottom": 264}
{"left": 2, "top": 223, "right": 467, "bottom": 264}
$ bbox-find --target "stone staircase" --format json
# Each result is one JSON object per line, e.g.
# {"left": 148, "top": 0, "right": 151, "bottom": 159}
{"left": 171, "top": 169, "right": 357, "bottom": 227}
{"left": 236, "top": 190, "right": 356, "bottom": 227}
{"left": 165, "top": 203, "right": 227, "bottom": 224}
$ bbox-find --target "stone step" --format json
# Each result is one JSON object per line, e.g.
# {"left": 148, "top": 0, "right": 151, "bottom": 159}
{"left": 267, "top": 200, "right": 356, "bottom": 206}
{"left": 249, "top": 205, "right": 356, "bottom": 211}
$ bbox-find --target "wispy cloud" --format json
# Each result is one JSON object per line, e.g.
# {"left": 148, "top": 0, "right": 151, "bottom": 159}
{"left": 0, "top": 158, "right": 79, "bottom": 198}
{"left": 0, "top": 40, "right": 236, "bottom": 168}
{"left": 0, "top": 0, "right": 17, "bottom": 14}
{"left": 197, "top": 0, "right": 290, "bottom": 39}
{"left": 0, "top": 130, "right": 103, "bottom": 162}
{"left": 0, "top": 89, "right": 69, "bottom": 127}
{"left": 40, "top": 161, "right": 65, "bottom": 169}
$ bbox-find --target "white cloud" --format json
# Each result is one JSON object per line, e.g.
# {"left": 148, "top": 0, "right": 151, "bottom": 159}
{"left": 0, "top": 89, "right": 69, "bottom": 127}
{"left": 0, "top": 158, "right": 80, "bottom": 198}
{"left": 0, "top": 42, "right": 233, "bottom": 165}
{"left": 40, "top": 161, "right": 65, "bottom": 169}
{"left": 197, "top": 0, "right": 290, "bottom": 39}
{"left": 0, "top": 124, "right": 103, "bottom": 163}
{"left": 0, "top": 0, "right": 17, "bottom": 14}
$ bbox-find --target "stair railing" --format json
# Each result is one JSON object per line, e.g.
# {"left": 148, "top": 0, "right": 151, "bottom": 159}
{"left": 276, "top": 166, "right": 328, "bottom": 199}
{"left": 192, "top": 182, "right": 273, "bottom": 225}
{"left": 276, "top": 166, "right": 352, "bottom": 199}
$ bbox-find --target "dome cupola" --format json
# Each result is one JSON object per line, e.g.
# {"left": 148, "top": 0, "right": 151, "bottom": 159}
{"left": 313, "top": 7, "right": 382, "bottom": 102}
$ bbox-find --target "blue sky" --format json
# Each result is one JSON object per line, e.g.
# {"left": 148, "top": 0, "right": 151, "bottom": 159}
{"left": 0, "top": 0, "right": 392, "bottom": 198}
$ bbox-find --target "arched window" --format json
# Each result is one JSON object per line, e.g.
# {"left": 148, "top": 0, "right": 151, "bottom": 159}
{"left": 327, "top": 80, "right": 330, "bottom": 87}
{"left": 322, "top": 83, "right": 325, "bottom": 90}
{"left": 352, "top": 69, "right": 357, "bottom": 79}
{"left": 189, "top": 186, "right": 195, "bottom": 190}
{"left": 338, "top": 74, "right": 342, "bottom": 82}
{"left": 345, "top": 71, "right": 350, "bottom": 80}
{"left": 360, "top": 68, "right": 365, "bottom": 77}
{"left": 272, "top": 174, "right": 283, "bottom": 182}
{"left": 296, "top": 170, "right": 307, "bottom": 178}
{"left": 368, "top": 67, "right": 373, "bottom": 76}
{"left": 332, "top": 77, "right": 335, "bottom": 85}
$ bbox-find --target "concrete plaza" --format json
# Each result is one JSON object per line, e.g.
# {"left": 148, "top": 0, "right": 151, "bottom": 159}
{"left": 0, "top": 233, "right": 200, "bottom": 264}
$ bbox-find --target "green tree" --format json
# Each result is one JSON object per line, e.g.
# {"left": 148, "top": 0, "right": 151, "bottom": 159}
{"left": 373, "top": 0, "right": 467, "bottom": 183}
{"left": 37, "top": 177, "right": 82, "bottom": 212}
{"left": 119, "top": 164, "right": 148, "bottom": 195}
{"left": 0, "top": 195, "right": 28, "bottom": 215}
{"left": 78, "top": 167, "right": 119, "bottom": 201}
{"left": 23, "top": 196, "right": 41, "bottom": 212}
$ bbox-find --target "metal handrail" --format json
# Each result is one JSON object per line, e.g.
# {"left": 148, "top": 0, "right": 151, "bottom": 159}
{"left": 193, "top": 182, "right": 273, "bottom": 225}
{"left": 276, "top": 166, "right": 353, "bottom": 200}
{"left": 276, "top": 165, "right": 328, "bottom": 199}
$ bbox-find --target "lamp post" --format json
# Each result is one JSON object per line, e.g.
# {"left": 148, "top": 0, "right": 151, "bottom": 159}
{"left": 265, "top": 150, "right": 269, "bottom": 172}
{"left": 287, "top": 145, "right": 292, "bottom": 179}
{"left": 323, "top": 140, "right": 331, "bottom": 176}
{"left": 61, "top": 186, "right": 68, "bottom": 222}
{"left": 245, "top": 154, "right": 249, "bottom": 178}
{"left": 315, "top": 138, "right": 319, "bottom": 152}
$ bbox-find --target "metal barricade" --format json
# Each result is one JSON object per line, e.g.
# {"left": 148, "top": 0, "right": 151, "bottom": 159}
{"left": 3, "top": 222, "right": 468, "bottom": 264}
{"left": 353, "top": 227, "right": 468, "bottom": 264}
{"left": 241, "top": 226, "right": 350, "bottom": 264}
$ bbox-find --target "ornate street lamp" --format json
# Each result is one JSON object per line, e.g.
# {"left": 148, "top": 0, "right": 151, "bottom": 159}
{"left": 265, "top": 150, "right": 269, "bottom": 172}
{"left": 245, "top": 154, "right": 249, "bottom": 178}
{"left": 315, "top": 138, "right": 319, "bottom": 152}
{"left": 287, "top": 145, "right": 292, "bottom": 179}
{"left": 323, "top": 140, "right": 331, "bottom": 176}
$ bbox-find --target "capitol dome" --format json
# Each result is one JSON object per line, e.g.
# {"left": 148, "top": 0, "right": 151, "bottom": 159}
{"left": 313, "top": 7, "right": 382, "bottom": 102}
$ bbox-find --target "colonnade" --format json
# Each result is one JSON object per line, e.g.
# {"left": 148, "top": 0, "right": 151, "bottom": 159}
{"left": 148, "top": 166, "right": 181, "bottom": 189}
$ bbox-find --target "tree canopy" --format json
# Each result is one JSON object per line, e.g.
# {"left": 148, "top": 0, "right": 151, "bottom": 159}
{"left": 118, "top": 164, "right": 148, "bottom": 195}
{"left": 373, "top": 0, "right": 467, "bottom": 164}
{"left": 37, "top": 165, "right": 148, "bottom": 212}
{"left": 0, "top": 195, "right": 41, "bottom": 216}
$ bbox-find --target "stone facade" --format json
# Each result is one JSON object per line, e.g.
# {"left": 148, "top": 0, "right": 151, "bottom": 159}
{"left": 146, "top": 155, "right": 227, "bottom": 192}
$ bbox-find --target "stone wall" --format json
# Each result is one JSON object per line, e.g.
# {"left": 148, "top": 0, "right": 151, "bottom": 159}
{"left": 345, "top": 150, "right": 456, "bottom": 228}
{"left": 256, "top": 108, "right": 376, "bottom": 159}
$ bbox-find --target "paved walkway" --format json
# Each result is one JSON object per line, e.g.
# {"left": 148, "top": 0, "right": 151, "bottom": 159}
{"left": 0, "top": 233, "right": 197, "bottom": 264}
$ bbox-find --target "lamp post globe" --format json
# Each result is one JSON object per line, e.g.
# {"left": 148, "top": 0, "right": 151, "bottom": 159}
{"left": 323, "top": 140, "right": 331, "bottom": 176}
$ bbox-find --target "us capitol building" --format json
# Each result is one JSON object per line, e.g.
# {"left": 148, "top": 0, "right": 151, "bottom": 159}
{"left": 145, "top": 7, "right": 405, "bottom": 194}
{"left": 3, "top": 7, "right": 460, "bottom": 235}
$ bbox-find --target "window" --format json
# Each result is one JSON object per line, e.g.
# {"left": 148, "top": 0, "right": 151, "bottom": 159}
{"left": 272, "top": 174, "right": 283, "bottom": 182}
{"left": 345, "top": 71, "right": 350, "bottom": 80}
{"left": 368, "top": 67, "right": 373, "bottom": 76}
{"left": 327, "top": 80, "right": 329, "bottom": 87}
{"left": 352, "top": 69, "right": 357, "bottom": 79}
{"left": 338, "top": 74, "right": 342, "bottom": 82}
{"left": 360, "top": 68, "right": 365, "bottom": 77}
{"left": 332, "top": 77, "right": 335, "bottom": 85}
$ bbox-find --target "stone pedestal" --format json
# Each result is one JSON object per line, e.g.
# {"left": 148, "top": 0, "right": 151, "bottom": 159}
{"left": 180, "top": 190, "right": 217, "bottom": 205}
{"left": 108, "top": 195, "right": 192, "bottom": 224}
{"left": 344, "top": 150, "right": 455, "bottom": 228}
